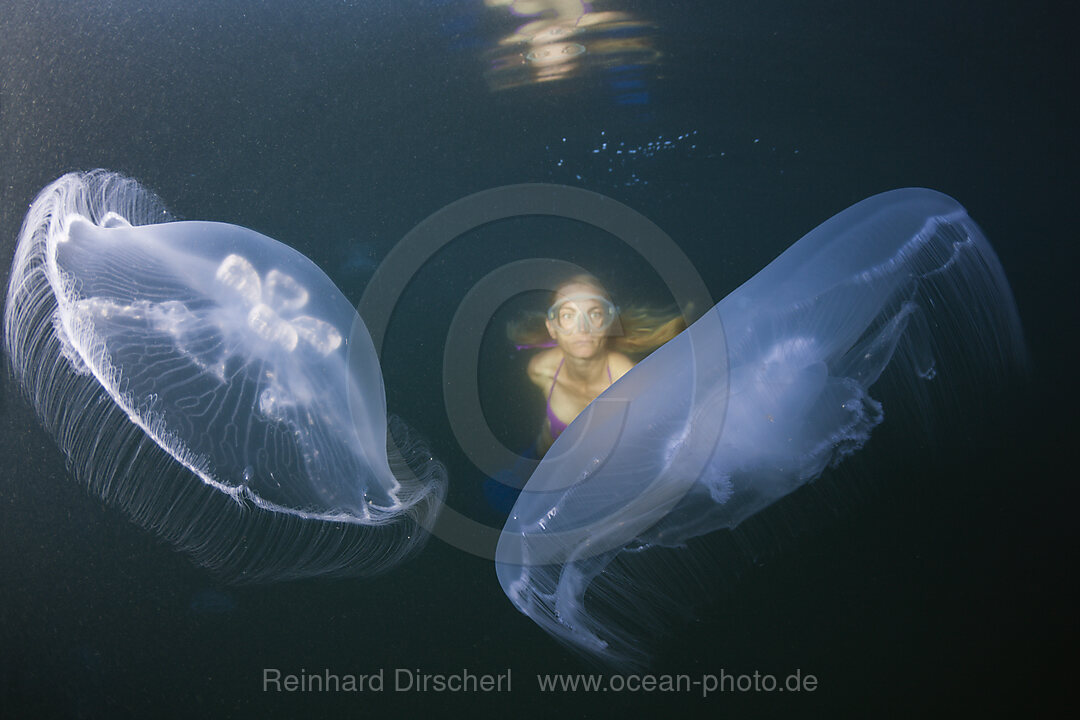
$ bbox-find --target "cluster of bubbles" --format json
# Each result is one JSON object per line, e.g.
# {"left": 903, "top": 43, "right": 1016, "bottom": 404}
{"left": 543, "top": 130, "right": 801, "bottom": 189}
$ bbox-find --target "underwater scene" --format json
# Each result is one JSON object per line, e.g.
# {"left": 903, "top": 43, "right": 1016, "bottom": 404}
{"left": 0, "top": 1, "right": 1074, "bottom": 717}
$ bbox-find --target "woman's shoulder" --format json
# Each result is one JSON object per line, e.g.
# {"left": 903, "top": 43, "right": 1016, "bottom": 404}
{"left": 608, "top": 351, "right": 635, "bottom": 381}
{"left": 527, "top": 348, "right": 562, "bottom": 388}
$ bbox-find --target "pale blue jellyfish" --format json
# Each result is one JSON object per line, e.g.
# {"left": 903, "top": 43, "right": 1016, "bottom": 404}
{"left": 4, "top": 171, "right": 446, "bottom": 581}
{"left": 495, "top": 188, "right": 1026, "bottom": 667}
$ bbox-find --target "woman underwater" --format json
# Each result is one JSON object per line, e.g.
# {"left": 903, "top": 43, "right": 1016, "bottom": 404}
{"left": 512, "top": 274, "right": 687, "bottom": 455}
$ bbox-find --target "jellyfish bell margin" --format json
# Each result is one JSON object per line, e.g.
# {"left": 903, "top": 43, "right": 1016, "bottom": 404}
{"left": 3, "top": 170, "right": 447, "bottom": 583}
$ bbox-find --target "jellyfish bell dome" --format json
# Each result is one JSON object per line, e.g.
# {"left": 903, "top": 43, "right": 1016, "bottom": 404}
{"left": 4, "top": 170, "right": 446, "bottom": 581}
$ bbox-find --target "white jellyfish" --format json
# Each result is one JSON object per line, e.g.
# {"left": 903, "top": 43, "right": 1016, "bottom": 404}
{"left": 496, "top": 188, "right": 1027, "bottom": 667}
{"left": 4, "top": 170, "right": 446, "bottom": 582}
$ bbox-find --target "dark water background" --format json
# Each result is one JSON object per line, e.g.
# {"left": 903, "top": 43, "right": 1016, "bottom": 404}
{"left": 0, "top": 0, "right": 1074, "bottom": 717}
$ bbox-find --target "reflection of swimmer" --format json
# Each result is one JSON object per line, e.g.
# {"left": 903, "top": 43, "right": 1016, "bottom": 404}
{"left": 510, "top": 274, "right": 686, "bottom": 455}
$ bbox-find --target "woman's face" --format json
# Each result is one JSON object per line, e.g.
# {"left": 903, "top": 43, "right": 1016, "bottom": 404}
{"left": 546, "top": 282, "right": 615, "bottom": 359}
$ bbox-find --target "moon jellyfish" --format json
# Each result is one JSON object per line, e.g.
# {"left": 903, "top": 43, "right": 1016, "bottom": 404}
{"left": 4, "top": 171, "right": 446, "bottom": 581}
{"left": 495, "top": 188, "right": 1026, "bottom": 667}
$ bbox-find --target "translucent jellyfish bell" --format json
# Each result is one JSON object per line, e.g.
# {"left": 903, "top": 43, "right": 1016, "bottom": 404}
{"left": 495, "top": 188, "right": 1027, "bottom": 667}
{"left": 4, "top": 171, "right": 446, "bottom": 581}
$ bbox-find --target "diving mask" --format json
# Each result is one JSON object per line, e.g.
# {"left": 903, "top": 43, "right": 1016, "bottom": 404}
{"left": 547, "top": 293, "right": 618, "bottom": 335}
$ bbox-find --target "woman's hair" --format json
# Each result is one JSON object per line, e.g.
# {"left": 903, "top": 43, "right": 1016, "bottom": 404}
{"left": 508, "top": 273, "right": 688, "bottom": 356}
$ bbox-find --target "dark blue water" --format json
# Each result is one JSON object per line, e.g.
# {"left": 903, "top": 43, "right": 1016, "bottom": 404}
{"left": 0, "top": 0, "right": 1073, "bottom": 717}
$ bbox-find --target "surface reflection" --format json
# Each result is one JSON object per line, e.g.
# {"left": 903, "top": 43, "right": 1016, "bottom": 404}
{"left": 484, "top": 0, "right": 660, "bottom": 94}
